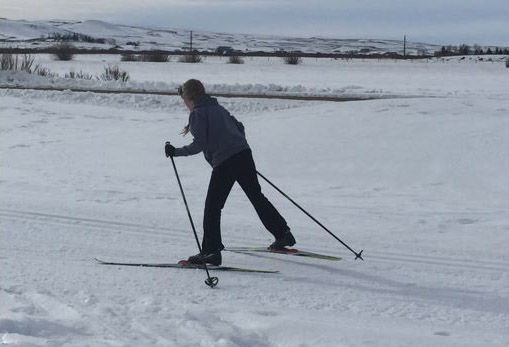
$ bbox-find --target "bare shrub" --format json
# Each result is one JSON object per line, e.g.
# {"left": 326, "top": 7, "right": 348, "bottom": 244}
{"left": 1, "top": 54, "right": 38, "bottom": 73}
{"left": 99, "top": 65, "right": 129, "bottom": 82}
{"left": 36, "top": 67, "right": 57, "bottom": 78}
{"left": 1, "top": 53, "right": 17, "bottom": 70}
{"left": 178, "top": 54, "right": 202, "bottom": 63}
{"left": 121, "top": 52, "right": 170, "bottom": 62}
{"left": 0, "top": 53, "right": 59, "bottom": 77}
{"left": 65, "top": 70, "right": 93, "bottom": 80}
{"left": 19, "top": 54, "right": 37, "bottom": 72}
{"left": 121, "top": 53, "right": 138, "bottom": 62}
{"left": 0, "top": 53, "right": 58, "bottom": 79}
{"left": 283, "top": 53, "right": 302, "bottom": 65}
{"left": 228, "top": 55, "right": 244, "bottom": 64}
{"left": 53, "top": 42, "right": 75, "bottom": 61}
{"left": 140, "top": 52, "right": 169, "bottom": 62}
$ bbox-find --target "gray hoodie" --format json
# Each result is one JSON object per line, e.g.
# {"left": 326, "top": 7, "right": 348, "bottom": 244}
{"left": 174, "top": 95, "right": 250, "bottom": 167}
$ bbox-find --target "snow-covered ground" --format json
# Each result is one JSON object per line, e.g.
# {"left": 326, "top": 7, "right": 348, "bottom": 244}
{"left": 1, "top": 57, "right": 508, "bottom": 346}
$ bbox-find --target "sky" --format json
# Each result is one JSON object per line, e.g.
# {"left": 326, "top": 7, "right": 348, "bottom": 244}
{"left": 1, "top": 0, "right": 508, "bottom": 46}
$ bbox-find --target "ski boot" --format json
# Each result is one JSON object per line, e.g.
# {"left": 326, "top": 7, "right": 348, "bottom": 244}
{"left": 187, "top": 251, "right": 222, "bottom": 266}
{"left": 269, "top": 229, "right": 296, "bottom": 250}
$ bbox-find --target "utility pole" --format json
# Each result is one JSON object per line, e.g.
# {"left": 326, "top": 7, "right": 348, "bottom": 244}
{"left": 403, "top": 35, "right": 406, "bottom": 57}
{"left": 190, "top": 31, "right": 193, "bottom": 52}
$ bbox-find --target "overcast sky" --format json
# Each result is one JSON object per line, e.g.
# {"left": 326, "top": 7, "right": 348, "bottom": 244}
{"left": 1, "top": 0, "right": 508, "bottom": 45}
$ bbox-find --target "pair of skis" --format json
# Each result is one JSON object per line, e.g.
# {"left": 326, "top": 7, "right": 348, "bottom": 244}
{"left": 95, "top": 246, "right": 341, "bottom": 274}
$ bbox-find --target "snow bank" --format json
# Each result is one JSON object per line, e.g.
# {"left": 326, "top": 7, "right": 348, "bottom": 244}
{"left": 0, "top": 70, "right": 388, "bottom": 99}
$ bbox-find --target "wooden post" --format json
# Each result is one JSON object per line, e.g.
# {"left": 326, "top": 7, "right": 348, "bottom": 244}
{"left": 403, "top": 35, "right": 406, "bottom": 57}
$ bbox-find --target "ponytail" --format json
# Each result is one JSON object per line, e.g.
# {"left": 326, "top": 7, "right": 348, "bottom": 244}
{"left": 181, "top": 124, "right": 190, "bottom": 136}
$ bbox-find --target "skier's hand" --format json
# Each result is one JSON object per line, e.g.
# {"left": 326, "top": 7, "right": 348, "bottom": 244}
{"left": 165, "top": 141, "right": 175, "bottom": 158}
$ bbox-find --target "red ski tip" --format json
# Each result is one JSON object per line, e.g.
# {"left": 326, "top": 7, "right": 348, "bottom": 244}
{"left": 267, "top": 247, "right": 299, "bottom": 253}
{"left": 178, "top": 260, "right": 189, "bottom": 265}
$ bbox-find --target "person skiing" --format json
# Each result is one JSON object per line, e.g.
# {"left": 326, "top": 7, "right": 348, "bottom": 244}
{"left": 165, "top": 79, "right": 295, "bottom": 266}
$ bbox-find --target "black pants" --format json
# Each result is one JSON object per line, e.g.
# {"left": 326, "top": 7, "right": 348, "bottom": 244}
{"left": 202, "top": 149, "right": 288, "bottom": 253}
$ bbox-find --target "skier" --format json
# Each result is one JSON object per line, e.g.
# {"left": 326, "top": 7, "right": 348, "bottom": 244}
{"left": 165, "top": 79, "right": 295, "bottom": 266}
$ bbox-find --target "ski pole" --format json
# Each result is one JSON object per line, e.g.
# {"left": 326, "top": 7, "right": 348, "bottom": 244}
{"left": 170, "top": 156, "right": 219, "bottom": 287}
{"left": 256, "top": 170, "right": 364, "bottom": 260}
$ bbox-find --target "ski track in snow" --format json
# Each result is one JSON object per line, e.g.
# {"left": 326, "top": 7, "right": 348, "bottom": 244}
{"left": 0, "top": 208, "right": 508, "bottom": 272}
{"left": 1, "top": 59, "right": 509, "bottom": 346}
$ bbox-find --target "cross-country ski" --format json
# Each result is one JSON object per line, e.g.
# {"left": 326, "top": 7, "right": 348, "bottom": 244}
{"left": 94, "top": 258, "right": 279, "bottom": 273}
{"left": 225, "top": 247, "right": 342, "bottom": 261}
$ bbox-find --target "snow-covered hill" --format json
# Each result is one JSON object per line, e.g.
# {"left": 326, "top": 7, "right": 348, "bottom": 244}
{"left": 0, "top": 18, "right": 441, "bottom": 55}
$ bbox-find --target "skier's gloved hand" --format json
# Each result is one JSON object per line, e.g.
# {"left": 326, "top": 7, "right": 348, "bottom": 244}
{"left": 165, "top": 141, "right": 175, "bottom": 158}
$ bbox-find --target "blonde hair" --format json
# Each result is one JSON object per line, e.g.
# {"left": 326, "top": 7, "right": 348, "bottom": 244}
{"left": 181, "top": 124, "right": 190, "bottom": 136}
{"left": 179, "top": 79, "right": 206, "bottom": 136}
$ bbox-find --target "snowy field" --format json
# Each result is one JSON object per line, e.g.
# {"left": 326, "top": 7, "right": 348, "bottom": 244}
{"left": 2, "top": 55, "right": 509, "bottom": 99}
{"left": 1, "top": 57, "right": 509, "bottom": 346}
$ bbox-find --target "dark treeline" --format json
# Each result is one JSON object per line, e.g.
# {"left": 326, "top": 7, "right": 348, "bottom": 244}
{"left": 45, "top": 32, "right": 112, "bottom": 45}
{"left": 435, "top": 44, "right": 509, "bottom": 57}
{"left": 2, "top": 41, "right": 507, "bottom": 59}
{"left": 0, "top": 47, "right": 430, "bottom": 60}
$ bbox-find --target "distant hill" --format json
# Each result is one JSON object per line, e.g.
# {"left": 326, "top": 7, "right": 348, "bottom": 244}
{"left": 0, "top": 18, "right": 442, "bottom": 55}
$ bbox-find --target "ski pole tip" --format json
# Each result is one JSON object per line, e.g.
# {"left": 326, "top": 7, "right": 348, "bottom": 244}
{"left": 205, "top": 277, "right": 219, "bottom": 288}
{"left": 355, "top": 250, "right": 364, "bottom": 261}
